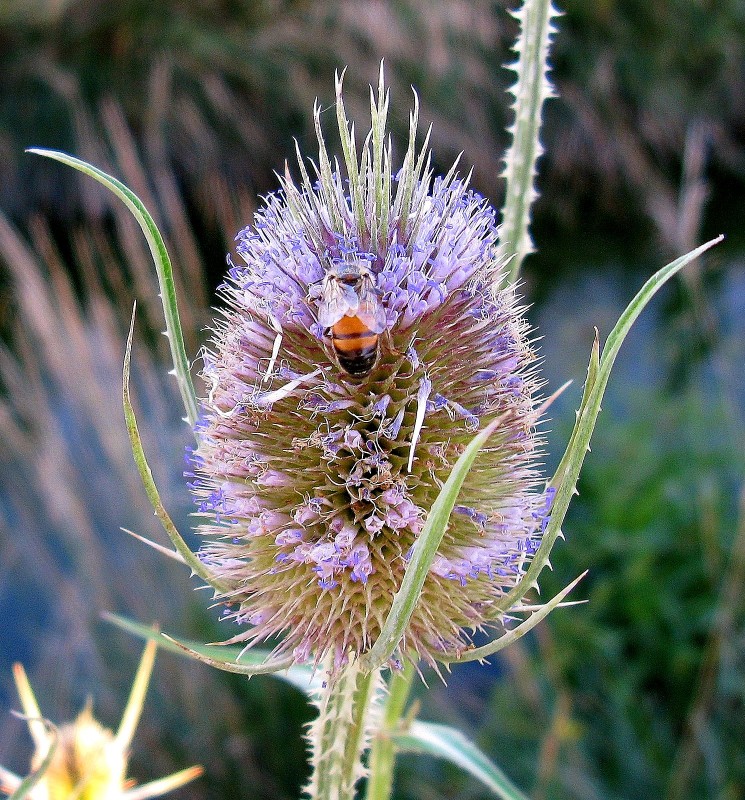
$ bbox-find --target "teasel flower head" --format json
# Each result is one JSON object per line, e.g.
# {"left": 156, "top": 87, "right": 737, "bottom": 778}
{"left": 0, "top": 643, "right": 203, "bottom": 800}
{"left": 190, "top": 71, "right": 552, "bottom": 671}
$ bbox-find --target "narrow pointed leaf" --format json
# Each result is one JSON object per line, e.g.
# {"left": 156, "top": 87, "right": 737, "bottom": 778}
{"left": 444, "top": 571, "right": 586, "bottom": 663}
{"left": 103, "top": 614, "right": 314, "bottom": 685}
{"left": 11, "top": 665, "right": 46, "bottom": 751}
{"left": 122, "top": 766, "right": 204, "bottom": 800}
{"left": 0, "top": 767, "right": 22, "bottom": 797}
{"left": 115, "top": 639, "right": 156, "bottom": 750}
{"left": 495, "top": 235, "right": 723, "bottom": 615}
{"left": 27, "top": 148, "right": 198, "bottom": 428}
{"left": 395, "top": 721, "right": 530, "bottom": 800}
{"left": 160, "top": 634, "right": 298, "bottom": 677}
{"left": 105, "top": 613, "right": 249, "bottom": 660}
{"left": 121, "top": 528, "right": 187, "bottom": 564}
{"left": 361, "top": 414, "right": 506, "bottom": 672}
{"left": 549, "top": 331, "right": 599, "bottom": 491}
{"left": 123, "top": 310, "right": 227, "bottom": 591}
{"left": 8, "top": 718, "right": 57, "bottom": 800}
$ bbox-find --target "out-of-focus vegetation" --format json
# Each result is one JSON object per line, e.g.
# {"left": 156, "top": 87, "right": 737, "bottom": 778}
{"left": 422, "top": 270, "right": 745, "bottom": 800}
{"left": 2, "top": 0, "right": 745, "bottom": 265}
{"left": 0, "top": 1, "right": 743, "bottom": 799}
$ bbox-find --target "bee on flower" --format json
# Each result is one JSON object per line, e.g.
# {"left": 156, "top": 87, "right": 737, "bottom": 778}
{"left": 188, "top": 70, "right": 553, "bottom": 672}
{"left": 312, "top": 258, "right": 388, "bottom": 376}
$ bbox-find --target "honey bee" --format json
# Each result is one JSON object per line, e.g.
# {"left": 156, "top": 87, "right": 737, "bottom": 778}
{"left": 315, "top": 262, "right": 387, "bottom": 376}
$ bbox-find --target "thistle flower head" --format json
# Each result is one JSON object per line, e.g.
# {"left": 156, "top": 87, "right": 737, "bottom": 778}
{"left": 32, "top": 704, "right": 126, "bottom": 800}
{"left": 0, "top": 647, "right": 202, "bottom": 800}
{"left": 191, "top": 72, "right": 550, "bottom": 670}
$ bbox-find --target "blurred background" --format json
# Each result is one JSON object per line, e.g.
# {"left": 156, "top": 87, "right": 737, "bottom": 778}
{"left": 0, "top": 1, "right": 743, "bottom": 799}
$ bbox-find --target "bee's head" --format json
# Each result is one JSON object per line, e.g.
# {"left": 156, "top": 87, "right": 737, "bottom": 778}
{"left": 335, "top": 259, "right": 372, "bottom": 287}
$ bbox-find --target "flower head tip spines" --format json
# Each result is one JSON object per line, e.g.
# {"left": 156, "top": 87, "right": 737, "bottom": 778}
{"left": 191, "top": 73, "right": 550, "bottom": 671}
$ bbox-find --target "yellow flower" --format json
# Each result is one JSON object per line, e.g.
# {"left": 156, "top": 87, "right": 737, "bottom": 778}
{"left": 0, "top": 641, "right": 202, "bottom": 800}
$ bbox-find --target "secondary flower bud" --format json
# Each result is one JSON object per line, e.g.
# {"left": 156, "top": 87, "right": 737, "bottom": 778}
{"left": 37, "top": 705, "right": 126, "bottom": 800}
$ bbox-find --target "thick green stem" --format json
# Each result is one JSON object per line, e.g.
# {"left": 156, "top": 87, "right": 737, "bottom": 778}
{"left": 365, "top": 662, "right": 415, "bottom": 800}
{"left": 305, "top": 658, "right": 382, "bottom": 800}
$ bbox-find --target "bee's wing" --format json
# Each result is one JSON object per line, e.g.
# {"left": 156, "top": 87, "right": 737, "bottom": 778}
{"left": 316, "top": 281, "right": 351, "bottom": 327}
{"left": 355, "top": 279, "right": 387, "bottom": 333}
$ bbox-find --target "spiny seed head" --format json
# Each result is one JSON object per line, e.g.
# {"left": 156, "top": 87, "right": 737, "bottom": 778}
{"left": 190, "top": 72, "right": 552, "bottom": 670}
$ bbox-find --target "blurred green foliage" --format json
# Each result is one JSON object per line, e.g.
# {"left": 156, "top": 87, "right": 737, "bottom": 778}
{"left": 473, "top": 385, "right": 745, "bottom": 800}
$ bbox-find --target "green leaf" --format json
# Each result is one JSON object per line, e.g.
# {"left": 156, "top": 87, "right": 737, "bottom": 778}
{"left": 122, "top": 308, "right": 226, "bottom": 591}
{"left": 361, "top": 414, "right": 506, "bottom": 672}
{"left": 26, "top": 148, "right": 199, "bottom": 429}
{"left": 8, "top": 718, "right": 58, "bottom": 800}
{"left": 493, "top": 235, "right": 724, "bottom": 618}
{"left": 103, "top": 613, "right": 317, "bottom": 687}
{"left": 394, "top": 721, "right": 530, "bottom": 800}
{"left": 549, "top": 331, "right": 599, "bottom": 492}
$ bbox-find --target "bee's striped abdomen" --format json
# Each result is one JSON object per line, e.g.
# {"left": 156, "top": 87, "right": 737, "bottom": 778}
{"left": 331, "top": 315, "right": 380, "bottom": 376}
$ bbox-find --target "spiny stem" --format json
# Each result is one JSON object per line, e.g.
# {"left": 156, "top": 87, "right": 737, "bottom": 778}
{"left": 498, "top": 0, "right": 560, "bottom": 288}
{"left": 365, "top": 662, "right": 416, "bottom": 800}
{"left": 305, "top": 658, "right": 382, "bottom": 800}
